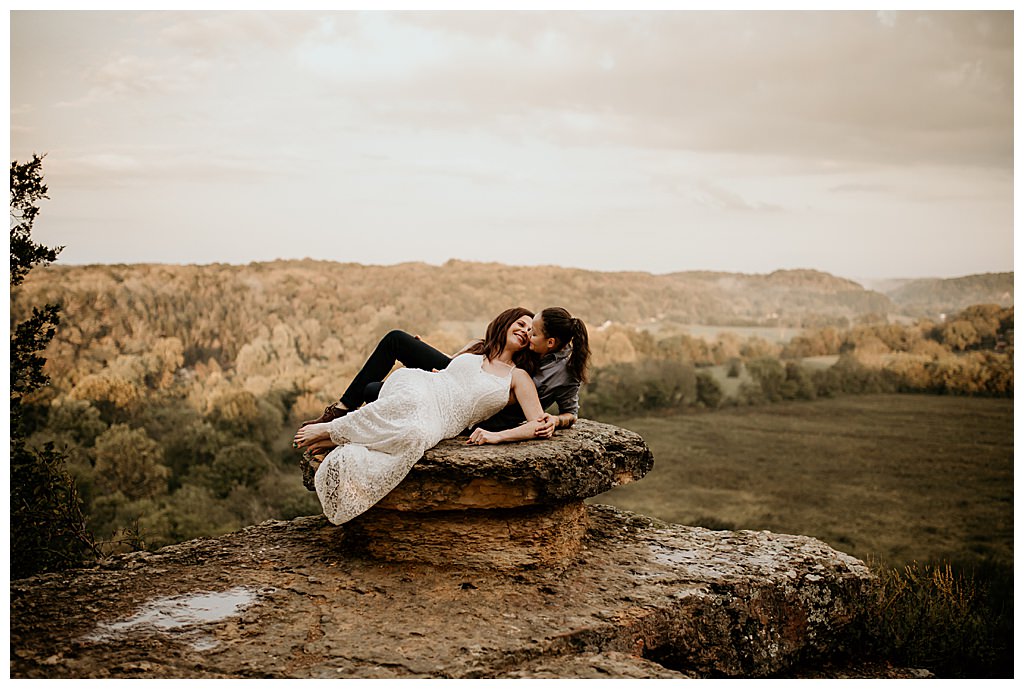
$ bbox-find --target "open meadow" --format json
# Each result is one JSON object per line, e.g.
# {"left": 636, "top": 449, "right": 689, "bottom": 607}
{"left": 591, "top": 394, "right": 1013, "bottom": 571}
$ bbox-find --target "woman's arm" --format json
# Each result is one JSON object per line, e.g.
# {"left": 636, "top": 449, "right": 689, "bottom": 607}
{"left": 532, "top": 380, "right": 581, "bottom": 437}
{"left": 466, "top": 369, "right": 546, "bottom": 445}
{"left": 551, "top": 382, "right": 581, "bottom": 429}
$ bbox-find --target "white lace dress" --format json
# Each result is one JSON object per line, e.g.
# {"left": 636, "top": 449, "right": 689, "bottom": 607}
{"left": 314, "top": 353, "right": 515, "bottom": 524}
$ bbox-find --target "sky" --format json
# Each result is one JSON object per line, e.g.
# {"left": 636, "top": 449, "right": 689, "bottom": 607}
{"left": 8, "top": 7, "right": 1017, "bottom": 281}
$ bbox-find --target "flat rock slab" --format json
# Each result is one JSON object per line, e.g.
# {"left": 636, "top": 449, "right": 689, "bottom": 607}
{"left": 11, "top": 505, "right": 871, "bottom": 679}
{"left": 378, "top": 419, "right": 654, "bottom": 510}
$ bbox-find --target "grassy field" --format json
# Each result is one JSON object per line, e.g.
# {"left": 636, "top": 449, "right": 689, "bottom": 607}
{"left": 590, "top": 394, "right": 1013, "bottom": 570}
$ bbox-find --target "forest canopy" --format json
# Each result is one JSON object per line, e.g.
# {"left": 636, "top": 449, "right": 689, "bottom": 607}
{"left": 11, "top": 259, "right": 1013, "bottom": 556}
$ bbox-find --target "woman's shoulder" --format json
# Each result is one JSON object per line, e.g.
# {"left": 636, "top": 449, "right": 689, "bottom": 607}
{"left": 511, "top": 367, "right": 534, "bottom": 384}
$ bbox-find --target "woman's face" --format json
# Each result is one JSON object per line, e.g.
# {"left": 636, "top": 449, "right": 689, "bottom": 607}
{"left": 529, "top": 315, "right": 555, "bottom": 354}
{"left": 505, "top": 315, "right": 533, "bottom": 352}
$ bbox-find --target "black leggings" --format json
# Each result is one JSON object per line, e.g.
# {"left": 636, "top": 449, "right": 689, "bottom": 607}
{"left": 340, "top": 330, "right": 452, "bottom": 409}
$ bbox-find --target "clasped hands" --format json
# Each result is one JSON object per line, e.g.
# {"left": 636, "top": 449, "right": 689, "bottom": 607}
{"left": 533, "top": 413, "right": 557, "bottom": 438}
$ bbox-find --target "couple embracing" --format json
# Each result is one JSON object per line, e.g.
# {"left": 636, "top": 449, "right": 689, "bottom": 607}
{"left": 293, "top": 307, "right": 590, "bottom": 525}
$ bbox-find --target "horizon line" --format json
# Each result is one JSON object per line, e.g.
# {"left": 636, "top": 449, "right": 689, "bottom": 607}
{"left": 32, "top": 257, "right": 1013, "bottom": 285}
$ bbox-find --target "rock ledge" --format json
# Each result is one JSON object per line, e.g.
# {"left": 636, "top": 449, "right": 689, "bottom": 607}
{"left": 350, "top": 419, "right": 653, "bottom": 568}
{"left": 378, "top": 418, "right": 654, "bottom": 510}
{"left": 11, "top": 506, "right": 873, "bottom": 679}
{"left": 10, "top": 421, "right": 877, "bottom": 678}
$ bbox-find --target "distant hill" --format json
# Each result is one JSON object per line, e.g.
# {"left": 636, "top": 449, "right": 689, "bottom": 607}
{"left": 16, "top": 261, "right": 887, "bottom": 339}
{"left": 12, "top": 261, "right": 1009, "bottom": 377}
{"left": 876, "top": 273, "right": 1013, "bottom": 318}
{"left": 669, "top": 269, "right": 889, "bottom": 325}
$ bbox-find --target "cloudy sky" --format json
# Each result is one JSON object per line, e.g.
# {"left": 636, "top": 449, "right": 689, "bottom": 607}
{"left": 9, "top": 9, "right": 1015, "bottom": 281}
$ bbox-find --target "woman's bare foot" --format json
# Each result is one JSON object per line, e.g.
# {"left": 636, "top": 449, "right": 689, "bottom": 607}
{"left": 307, "top": 438, "right": 338, "bottom": 454}
{"left": 293, "top": 422, "right": 331, "bottom": 448}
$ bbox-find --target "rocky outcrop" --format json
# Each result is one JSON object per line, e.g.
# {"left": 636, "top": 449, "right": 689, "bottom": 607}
{"left": 378, "top": 420, "right": 654, "bottom": 510}
{"left": 10, "top": 421, "right": 876, "bottom": 679}
{"left": 349, "top": 419, "right": 652, "bottom": 568}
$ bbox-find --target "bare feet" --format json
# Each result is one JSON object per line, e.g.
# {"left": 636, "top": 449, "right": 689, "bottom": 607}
{"left": 293, "top": 422, "right": 331, "bottom": 448}
{"left": 307, "top": 438, "right": 338, "bottom": 454}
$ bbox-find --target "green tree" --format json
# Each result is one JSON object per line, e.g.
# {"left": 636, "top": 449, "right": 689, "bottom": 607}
{"left": 92, "top": 424, "right": 170, "bottom": 501}
{"left": 144, "top": 484, "right": 239, "bottom": 548}
{"left": 582, "top": 360, "right": 697, "bottom": 417}
{"left": 207, "top": 389, "right": 285, "bottom": 446}
{"left": 190, "top": 441, "right": 274, "bottom": 498}
{"left": 746, "top": 357, "right": 786, "bottom": 402}
{"left": 45, "top": 398, "right": 108, "bottom": 447}
{"left": 781, "top": 362, "right": 817, "bottom": 401}
{"left": 941, "top": 320, "right": 980, "bottom": 352}
{"left": 955, "top": 304, "right": 1003, "bottom": 348}
{"left": 695, "top": 370, "right": 723, "bottom": 409}
{"left": 162, "top": 418, "right": 225, "bottom": 489}
{"left": 10, "top": 155, "right": 97, "bottom": 578}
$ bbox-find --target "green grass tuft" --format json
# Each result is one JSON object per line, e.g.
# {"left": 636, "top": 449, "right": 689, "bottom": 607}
{"left": 853, "top": 558, "right": 1014, "bottom": 678}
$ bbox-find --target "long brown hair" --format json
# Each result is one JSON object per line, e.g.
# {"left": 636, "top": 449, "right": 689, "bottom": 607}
{"left": 466, "top": 307, "right": 539, "bottom": 375}
{"left": 538, "top": 307, "right": 590, "bottom": 383}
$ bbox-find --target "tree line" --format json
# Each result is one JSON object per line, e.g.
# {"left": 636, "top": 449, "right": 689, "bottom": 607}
{"left": 579, "top": 305, "right": 1012, "bottom": 417}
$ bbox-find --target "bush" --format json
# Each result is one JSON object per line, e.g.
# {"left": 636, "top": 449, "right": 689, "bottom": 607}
{"left": 582, "top": 360, "right": 697, "bottom": 418}
{"left": 87, "top": 492, "right": 161, "bottom": 548}
{"left": 149, "top": 484, "right": 240, "bottom": 548}
{"left": 829, "top": 353, "right": 897, "bottom": 395}
{"left": 10, "top": 441, "right": 96, "bottom": 578}
{"left": 746, "top": 357, "right": 786, "bottom": 402}
{"left": 854, "top": 559, "right": 1013, "bottom": 678}
{"left": 695, "top": 371, "right": 723, "bottom": 409}
{"left": 735, "top": 381, "right": 765, "bottom": 406}
{"left": 781, "top": 362, "right": 816, "bottom": 401}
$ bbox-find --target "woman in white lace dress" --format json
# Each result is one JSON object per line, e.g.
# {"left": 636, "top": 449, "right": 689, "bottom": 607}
{"left": 293, "top": 307, "right": 548, "bottom": 525}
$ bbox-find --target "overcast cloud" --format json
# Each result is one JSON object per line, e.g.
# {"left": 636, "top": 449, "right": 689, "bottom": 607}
{"left": 9, "top": 10, "right": 1015, "bottom": 280}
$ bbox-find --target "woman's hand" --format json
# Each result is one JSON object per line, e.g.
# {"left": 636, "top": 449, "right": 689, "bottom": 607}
{"left": 466, "top": 428, "right": 500, "bottom": 445}
{"left": 533, "top": 413, "right": 556, "bottom": 438}
{"left": 294, "top": 422, "right": 331, "bottom": 448}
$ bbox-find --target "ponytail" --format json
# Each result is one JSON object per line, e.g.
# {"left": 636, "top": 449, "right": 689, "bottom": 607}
{"left": 538, "top": 307, "right": 591, "bottom": 384}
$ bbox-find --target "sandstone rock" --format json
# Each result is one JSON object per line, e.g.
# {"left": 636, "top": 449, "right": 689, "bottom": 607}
{"left": 349, "top": 501, "right": 590, "bottom": 569}
{"left": 344, "top": 419, "right": 654, "bottom": 569}
{"left": 10, "top": 506, "right": 873, "bottom": 679}
{"left": 10, "top": 421, "right": 883, "bottom": 678}
{"left": 377, "top": 418, "right": 654, "bottom": 511}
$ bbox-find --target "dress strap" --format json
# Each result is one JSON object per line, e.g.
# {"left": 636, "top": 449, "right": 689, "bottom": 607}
{"left": 481, "top": 356, "right": 516, "bottom": 378}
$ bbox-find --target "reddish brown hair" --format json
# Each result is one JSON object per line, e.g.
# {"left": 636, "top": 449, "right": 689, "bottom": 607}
{"left": 466, "top": 307, "right": 539, "bottom": 374}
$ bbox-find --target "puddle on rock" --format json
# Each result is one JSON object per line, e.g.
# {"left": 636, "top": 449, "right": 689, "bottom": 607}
{"left": 86, "top": 586, "right": 270, "bottom": 650}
